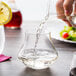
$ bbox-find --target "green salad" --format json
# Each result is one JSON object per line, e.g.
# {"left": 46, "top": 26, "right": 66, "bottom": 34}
{"left": 60, "top": 26, "right": 76, "bottom": 41}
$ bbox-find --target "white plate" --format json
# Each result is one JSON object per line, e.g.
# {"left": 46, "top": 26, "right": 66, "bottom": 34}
{"left": 47, "top": 20, "right": 76, "bottom": 43}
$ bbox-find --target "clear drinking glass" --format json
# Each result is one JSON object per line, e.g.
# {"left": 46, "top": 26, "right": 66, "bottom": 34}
{"left": 18, "top": 30, "right": 58, "bottom": 69}
{"left": 0, "top": 26, "right": 5, "bottom": 54}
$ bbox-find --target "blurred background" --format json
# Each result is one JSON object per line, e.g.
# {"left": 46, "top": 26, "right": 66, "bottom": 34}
{"left": 3, "top": 0, "right": 57, "bottom": 21}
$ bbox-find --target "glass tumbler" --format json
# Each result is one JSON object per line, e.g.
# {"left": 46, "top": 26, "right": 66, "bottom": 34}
{"left": 0, "top": 26, "right": 5, "bottom": 54}
{"left": 18, "top": 30, "right": 58, "bottom": 70}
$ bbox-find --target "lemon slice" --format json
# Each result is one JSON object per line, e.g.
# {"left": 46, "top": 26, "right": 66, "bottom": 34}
{"left": 0, "top": 1, "right": 12, "bottom": 25}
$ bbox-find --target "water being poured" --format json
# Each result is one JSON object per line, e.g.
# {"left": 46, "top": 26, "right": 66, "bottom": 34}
{"left": 34, "top": 0, "right": 50, "bottom": 52}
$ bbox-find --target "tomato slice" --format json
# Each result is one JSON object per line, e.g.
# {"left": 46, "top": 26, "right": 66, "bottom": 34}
{"left": 62, "top": 32, "right": 69, "bottom": 39}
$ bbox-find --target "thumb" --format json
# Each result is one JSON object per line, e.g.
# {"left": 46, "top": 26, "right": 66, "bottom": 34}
{"left": 63, "top": 0, "right": 74, "bottom": 16}
{"left": 73, "top": 1, "right": 76, "bottom": 15}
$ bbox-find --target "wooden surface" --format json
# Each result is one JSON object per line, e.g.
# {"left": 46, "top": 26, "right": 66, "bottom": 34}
{"left": 0, "top": 22, "right": 76, "bottom": 76}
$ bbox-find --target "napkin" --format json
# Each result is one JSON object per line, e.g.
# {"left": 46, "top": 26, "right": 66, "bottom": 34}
{"left": 0, "top": 54, "right": 12, "bottom": 62}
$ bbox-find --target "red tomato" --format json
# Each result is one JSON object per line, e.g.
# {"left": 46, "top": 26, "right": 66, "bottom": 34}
{"left": 62, "top": 32, "right": 69, "bottom": 39}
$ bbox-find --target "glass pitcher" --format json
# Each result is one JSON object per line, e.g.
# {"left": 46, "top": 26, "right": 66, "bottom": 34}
{"left": 4, "top": 0, "right": 22, "bottom": 29}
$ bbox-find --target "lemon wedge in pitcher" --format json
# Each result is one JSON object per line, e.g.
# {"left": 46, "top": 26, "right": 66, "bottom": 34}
{"left": 0, "top": 1, "right": 12, "bottom": 25}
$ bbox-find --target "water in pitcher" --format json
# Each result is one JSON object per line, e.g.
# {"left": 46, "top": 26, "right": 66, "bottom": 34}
{"left": 4, "top": 0, "right": 22, "bottom": 29}
{"left": 4, "top": 9, "right": 22, "bottom": 29}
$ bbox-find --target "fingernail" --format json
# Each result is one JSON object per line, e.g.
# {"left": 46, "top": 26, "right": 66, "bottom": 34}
{"left": 65, "top": 10, "right": 69, "bottom": 16}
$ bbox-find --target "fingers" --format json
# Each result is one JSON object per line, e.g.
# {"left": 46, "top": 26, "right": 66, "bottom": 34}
{"left": 63, "top": 0, "right": 74, "bottom": 16}
{"left": 56, "top": 0, "right": 66, "bottom": 19}
{"left": 73, "top": 0, "right": 76, "bottom": 15}
{"left": 56, "top": 0, "right": 74, "bottom": 26}
{"left": 56, "top": 0, "right": 74, "bottom": 19}
{"left": 63, "top": 0, "right": 74, "bottom": 26}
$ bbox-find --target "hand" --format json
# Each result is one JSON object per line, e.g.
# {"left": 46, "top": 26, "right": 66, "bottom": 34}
{"left": 56, "top": 0, "right": 76, "bottom": 26}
